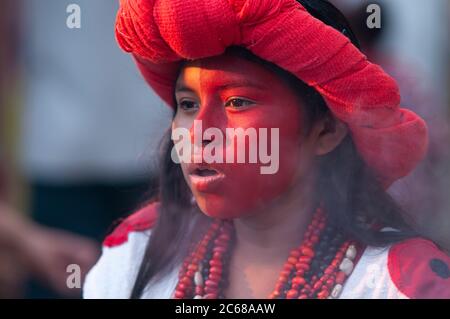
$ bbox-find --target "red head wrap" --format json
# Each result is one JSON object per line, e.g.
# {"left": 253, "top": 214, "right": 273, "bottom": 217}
{"left": 115, "top": 0, "right": 428, "bottom": 189}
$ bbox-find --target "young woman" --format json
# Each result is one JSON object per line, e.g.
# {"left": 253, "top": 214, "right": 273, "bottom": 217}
{"left": 83, "top": 0, "right": 450, "bottom": 299}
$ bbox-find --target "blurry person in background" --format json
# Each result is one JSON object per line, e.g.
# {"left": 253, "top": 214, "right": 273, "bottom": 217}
{"left": 332, "top": 0, "right": 450, "bottom": 250}
{"left": 13, "top": 0, "right": 170, "bottom": 297}
{"left": 0, "top": 201, "right": 98, "bottom": 298}
{"left": 1, "top": 2, "right": 97, "bottom": 299}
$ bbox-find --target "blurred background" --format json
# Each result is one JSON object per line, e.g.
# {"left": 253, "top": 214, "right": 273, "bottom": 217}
{"left": 0, "top": 0, "right": 449, "bottom": 298}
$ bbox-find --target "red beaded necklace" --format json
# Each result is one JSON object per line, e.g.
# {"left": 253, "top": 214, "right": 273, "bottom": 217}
{"left": 174, "top": 204, "right": 358, "bottom": 299}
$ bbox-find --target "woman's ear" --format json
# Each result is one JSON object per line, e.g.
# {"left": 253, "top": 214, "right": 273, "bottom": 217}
{"left": 313, "top": 114, "right": 348, "bottom": 156}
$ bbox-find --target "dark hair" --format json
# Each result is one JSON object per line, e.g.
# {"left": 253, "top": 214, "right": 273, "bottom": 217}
{"left": 130, "top": 0, "right": 416, "bottom": 298}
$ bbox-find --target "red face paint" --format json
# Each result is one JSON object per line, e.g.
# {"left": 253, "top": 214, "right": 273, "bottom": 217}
{"left": 173, "top": 53, "right": 309, "bottom": 219}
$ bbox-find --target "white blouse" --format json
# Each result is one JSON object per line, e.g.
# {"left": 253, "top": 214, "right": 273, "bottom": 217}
{"left": 83, "top": 203, "right": 450, "bottom": 299}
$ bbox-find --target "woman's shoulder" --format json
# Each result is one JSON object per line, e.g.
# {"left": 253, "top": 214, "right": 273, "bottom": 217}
{"left": 342, "top": 237, "right": 450, "bottom": 299}
{"left": 102, "top": 200, "right": 160, "bottom": 248}
{"left": 83, "top": 201, "right": 160, "bottom": 299}
{"left": 387, "top": 237, "right": 450, "bottom": 298}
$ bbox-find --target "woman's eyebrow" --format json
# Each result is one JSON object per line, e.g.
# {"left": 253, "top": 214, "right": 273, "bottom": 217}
{"left": 175, "top": 79, "right": 266, "bottom": 93}
{"left": 175, "top": 84, "right": 195, "bottom": 93}
{"left": 214, "top": 79, "right": 267, "bottom": 91}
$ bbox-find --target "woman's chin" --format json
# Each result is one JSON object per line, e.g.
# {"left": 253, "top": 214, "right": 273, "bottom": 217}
{"left": 194, "top": 194, "right": 253, "bottom": 220}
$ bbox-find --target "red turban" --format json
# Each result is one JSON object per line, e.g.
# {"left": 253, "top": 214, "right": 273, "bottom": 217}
{"left": 115, "top": 0, "right": 428, "bottom": 189}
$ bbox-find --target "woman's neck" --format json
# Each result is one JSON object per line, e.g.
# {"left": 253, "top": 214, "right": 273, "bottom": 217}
{"left": 224, "top": 174, "right": 318, "bottom": 298}
{"left": 232, "top": 173, "right": 318, "bottom": 259}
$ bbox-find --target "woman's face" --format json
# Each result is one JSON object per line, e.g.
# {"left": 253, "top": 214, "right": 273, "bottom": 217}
{"left": 173, "top": 52, "right": 317, "bottom": 219}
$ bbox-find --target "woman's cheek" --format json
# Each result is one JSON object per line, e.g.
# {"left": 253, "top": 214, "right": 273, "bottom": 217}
{"left": 192, "top": 101, "right": 303, "bottom": 218}
{"left": 194, "top": 155, "right": 300, "bottom": 219}
{"left": 194, "top": 130, "right": 303, "bottom": 219}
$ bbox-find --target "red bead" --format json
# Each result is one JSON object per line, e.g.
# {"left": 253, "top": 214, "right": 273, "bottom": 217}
{"left": 206, "top": 279, "right": 219, "bottom": 287}
{"left": 296, "top": 269, "right": 305, "bottom": 276}
{"left": 298, "top": 256, "right": 312, "bottom": 264}
{"left": 317, "top": 290, "right": 329, "bottom": 299}
{"left": 213, "top": 242, "right": 227, "bottom": 250}
{"left": 209, "top": 259, "right": 222, "bottom": 267}
{"left": 212, "top": 252, "right": 223, "bottom": 260}
{"left": 214, "top": 236, "right": 226, "bottom": 243}
{"left": 324, "top": 267, "right": 335, "bottom": 275}
{"left": 173, "top": 208, "right": 346, "bottom": 300}
{"left": 269, "top": 291, "right": 280, "bottom": 299}
{"left": 218, "top": 233, "right": 231, "bottom": 241}
{"left": 335, "top": 271, "right": 346, "bottom": 284}
{"left": 286, "top": 289, "right": 298, "bottom": 299}
{"left": 204, "top": 286, "right": 218, "bottom": 294}
{"left": 213, "top": 247, "right": 226, "bottom": 255}
{"left": 186, "top": 269, "right": 195, "bottom": 277}
{"left": 293, "top": 277, "right": 306, "bottom": 286}
{"left": 313, "top": 280, "right": 323, "bottom": 291}
{"left": 174, "top": 290, "right": 185, "bottom": 299}
{"left": 339, "top": 245, "right": 349, "bottom": 252}
{"left": 274, "top": 283, "right": 284, "bottom": 291}
{"left": 295, "top": 262, "right": 310, "bottom": 271}
{"left": 180, "top": 276, "right": 192, "bottom": 286}
{"left": 283, "top": 263, "right": 294, "bottom": 271}
{"left": 209, "top": 266, "right": 222, "bottom": 275}
{"left": 336, "top": 251, "right": 345, "bottom": 259}
{"left": 209, "top": 273, "right": 221, "bottom": 282}
{"left": 331, "top": 259, "right": 340, "bottom": 267}
{"left": 301, "top": 247, "right": 315, "bottom": 257}
{"left": 192, "top": 255, "right": 200, "bottom": 263}
{"left": 326, "top": 280, "right": 334, "bottom": 289}
{"left": 177, "top": 283, "right": 187, "bottom": 291}
{"left": 278, "top": 275, "right": 288, "bottom": 283}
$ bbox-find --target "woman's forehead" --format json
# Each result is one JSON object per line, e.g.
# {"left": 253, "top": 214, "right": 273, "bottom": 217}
{"left": 176, "top": 53, "right": 277, "bottom": 88}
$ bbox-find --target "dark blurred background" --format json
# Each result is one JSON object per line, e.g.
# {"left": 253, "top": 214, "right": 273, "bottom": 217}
{"left": 0, "top": 0, "right": 449, "bottom": 298}
{"left": 0, "top": 0, "right": 171, "bottom": 298}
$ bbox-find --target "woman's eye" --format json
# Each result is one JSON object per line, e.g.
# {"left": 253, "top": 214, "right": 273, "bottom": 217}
{"left": 225, "top": 98, "right": 254, "bottom": 109}
{"left": 178, "top": 100, "right": 199, "bottom": 111}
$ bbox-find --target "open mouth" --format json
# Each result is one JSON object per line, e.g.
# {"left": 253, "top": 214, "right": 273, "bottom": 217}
{"left": 188, "top": 166, "right": 225, "bottom": 192}
{"left": 192, "top": 167, "right": 219, "bottom": 177}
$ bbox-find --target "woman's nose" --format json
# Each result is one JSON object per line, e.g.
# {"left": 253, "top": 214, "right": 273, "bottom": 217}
{"left": 189, "top": 101, "right": 226, "bottom": 144}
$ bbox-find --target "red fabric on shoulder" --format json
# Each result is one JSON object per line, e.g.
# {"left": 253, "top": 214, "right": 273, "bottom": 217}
{"left": 388, "top": 237, "right": 450, "bottom": 298}
{"left": 103, "top": 202, "right": 160, "bottom": 248}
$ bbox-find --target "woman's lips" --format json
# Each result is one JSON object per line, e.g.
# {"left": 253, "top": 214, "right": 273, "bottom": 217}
{"left": 189, "top": 167, "right": 225, "bottom": 192}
